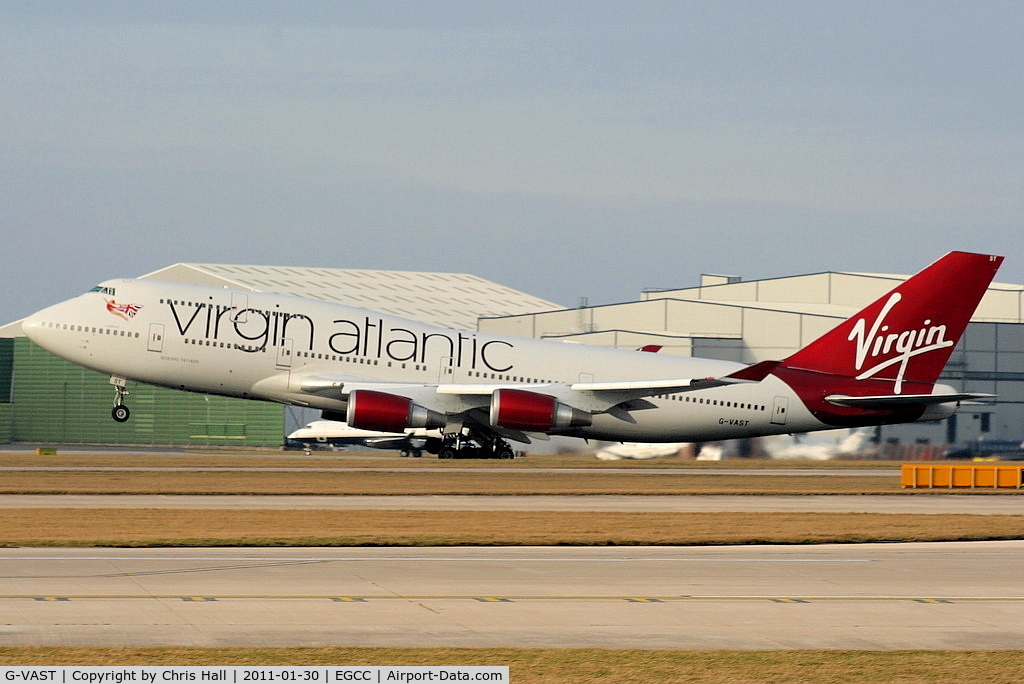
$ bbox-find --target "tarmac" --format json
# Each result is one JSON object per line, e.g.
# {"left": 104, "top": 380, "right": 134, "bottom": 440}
{"left": 2, "top": 542, "right": 1023, "bottom": 649}
{"left": 3, "top": 452, "right": 1022, "bottom": 650}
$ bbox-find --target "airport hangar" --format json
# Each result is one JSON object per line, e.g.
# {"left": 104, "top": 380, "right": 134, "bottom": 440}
{"left": 477, "top": 266, "right": 1024, "bottom": 455}
{"left": 0, "top": 261, "right": 1022, "bottom": 452}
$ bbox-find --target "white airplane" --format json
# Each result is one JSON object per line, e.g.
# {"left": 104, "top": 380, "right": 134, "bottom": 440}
{"left": 21, "top": 251, "right": 1001, "bottom": 459}
{"left": 595, "top": 442, "right": 690, "bottom": 460}
{"left": 287, "top": 420, "right": 442, "bottom": 458}
{"left": 761, "top": 428, "right": 873, "bottom": 461}
{"left": 594, "top": 429, "right": 871, "bottom": 461}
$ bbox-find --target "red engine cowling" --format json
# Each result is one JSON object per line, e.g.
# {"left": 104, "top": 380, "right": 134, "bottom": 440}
{"left": 346, "top": 390, "right": 445, "bottom": 433}
{"left": 489, "top": 389, "right": 591, "bottom": 432}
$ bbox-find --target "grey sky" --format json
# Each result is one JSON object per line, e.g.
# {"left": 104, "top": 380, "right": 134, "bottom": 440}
{"left": 2, "top": 1, "right": 1022, "bottom": 324}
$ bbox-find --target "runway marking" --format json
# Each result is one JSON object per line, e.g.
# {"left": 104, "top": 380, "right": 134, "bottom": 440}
{"left": 181, "top": 597, "right": 217, "bottom": 602}
{"left": 914, "top": 598, "right": 953, "bottom": 604}
{"left": 625, "top": 598, "right": 663, "bottom": 603}
{"left": 474, "top": 597, "right": 512, "bottom": 603}
{"left": 331, "top": 597, "right": 367, "bottom": 602}
{"left": 33, "top": 596, "right": 69, "bottom": 602}
{"left": 772, "top": 598, "right": 810, "bottom": 603}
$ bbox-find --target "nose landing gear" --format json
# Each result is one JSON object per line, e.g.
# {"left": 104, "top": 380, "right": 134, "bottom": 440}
{"left": 110, "top": 376, "right": 130, "bottom": 423}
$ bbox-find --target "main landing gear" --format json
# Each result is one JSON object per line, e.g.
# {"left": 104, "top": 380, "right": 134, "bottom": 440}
{"left": 438, "top": 428, "right": 516, "bottom": 460}
{"left": 110, "top": 377, "right": 130, "bottom": 423}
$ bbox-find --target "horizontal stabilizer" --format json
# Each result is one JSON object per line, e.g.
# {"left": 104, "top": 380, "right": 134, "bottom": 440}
{"left": 825, "top": 392, "right": 996, "bottom": 409}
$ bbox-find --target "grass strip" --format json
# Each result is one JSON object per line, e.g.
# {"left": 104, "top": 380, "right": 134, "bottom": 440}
{"left": 1, "top": 647, "right": 1024, "bottom": 683}
{"left": 2, "top": 510, "right": 1022, "bottom": 547}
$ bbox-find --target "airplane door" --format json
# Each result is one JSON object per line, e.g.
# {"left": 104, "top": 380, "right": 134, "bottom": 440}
{"left": 147, "top": 323, "right": 164, "bottom": 352}
{"left": 770, "top": 396, "right": 789, "bottom": 425}
{"left": 439, "top": 356, "right": 455, "bottom": 383}
{"left": 276, "top": 338, "right": 293, "bottom": 369}
{"left": 231, "top": 292, "right": 248, "bottom": 323}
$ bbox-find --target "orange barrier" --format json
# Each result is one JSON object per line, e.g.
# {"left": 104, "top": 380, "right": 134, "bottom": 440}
{"left": 901, "top": 463, "right": 1024, "bottom": 489}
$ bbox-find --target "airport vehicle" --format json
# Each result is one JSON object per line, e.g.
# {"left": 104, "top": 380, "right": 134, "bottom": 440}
{"left": 22, "top": 251, "right": 1001, "bottom": 458}
{"left": 943, "top": 439, "right": 1024, "bottom": 460}
{"left": 287, "top": 420, "right": 442, "bottom": 458}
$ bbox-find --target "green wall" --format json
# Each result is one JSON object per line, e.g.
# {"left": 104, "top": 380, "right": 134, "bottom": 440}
{"left": 0, "top": 404, "right": 11, "bottom": 444}
{"left": 11, "top": 338, "right": 284, "bottom": 446}
{"left": 0, "top": 339, "right": 12, "bottom": 442}
{"left": 0, "top": 338, "right": 13, "bottom": 403}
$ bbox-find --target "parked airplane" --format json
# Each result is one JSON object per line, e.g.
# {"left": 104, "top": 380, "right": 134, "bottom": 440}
{"left": 287, "top": 420, "right": 442, "bottom": 458}
{"left": 21, "top": 251, "right": 1001, "bottom": 459}
{"left": 594, "top": 428, "right": 871, "bottom": 461}
{"left": 761, "top": 428, "right": 873, "bottom": 461}
{"left": 595, "top": 442, "right": 688, "bottom": 460}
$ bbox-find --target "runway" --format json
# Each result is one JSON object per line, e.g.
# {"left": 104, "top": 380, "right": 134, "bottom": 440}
{"left": 4, "top": 459, "right": 1022, "bottom": 650}
{"left": 2, "top": 542, "right": 1022, "bottom": 650}
{"left": 2, "top": 493, "right": 1022, "bottom": 513}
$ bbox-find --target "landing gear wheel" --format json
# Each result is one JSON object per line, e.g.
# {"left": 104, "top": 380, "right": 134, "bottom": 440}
{"left": 439, "top": 447, "right": 457, "bottom": 460}
{"left": 110, "top": 379, "right": 131, "bottom": 423}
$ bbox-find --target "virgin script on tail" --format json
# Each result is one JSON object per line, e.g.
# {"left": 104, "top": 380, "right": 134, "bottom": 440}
{"left": 849, "top": 292, "right": 954, "bottom": 393}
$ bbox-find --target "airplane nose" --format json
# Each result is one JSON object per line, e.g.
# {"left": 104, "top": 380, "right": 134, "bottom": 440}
{"left": 21, "top": 311, "right": 44, "bottom": 342}
{"left": 20, "top": 302, "right": 71, "bottom": 351}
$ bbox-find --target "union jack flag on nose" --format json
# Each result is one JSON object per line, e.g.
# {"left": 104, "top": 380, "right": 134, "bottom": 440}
{"left": 106, "top": 300, "right": 142, "bottom": 320}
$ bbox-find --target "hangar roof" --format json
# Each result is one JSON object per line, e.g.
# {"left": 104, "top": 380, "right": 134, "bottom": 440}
{"left": 642, "top": 270, "right": 1024, "bottom": 323}
{"left": 478, "top": 265, "right": 1024, "bottom": 362}
{"left": 139, "top": 263, "right": 561, "bottom": 330}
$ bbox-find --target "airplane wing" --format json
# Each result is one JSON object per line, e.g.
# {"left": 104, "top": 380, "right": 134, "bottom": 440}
{"left": 297, "top": 359, "right": 781, "bottom": 420}
{"left": 569, "top": 360, "right": 780, "bottom": 396}
{"left": 362, "top": 435, "right": 425, "bottom": 449}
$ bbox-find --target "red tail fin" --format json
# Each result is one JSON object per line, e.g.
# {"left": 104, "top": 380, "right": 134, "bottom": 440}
{"left": 782, "top": 251, "right": 1002, "bottom": 393}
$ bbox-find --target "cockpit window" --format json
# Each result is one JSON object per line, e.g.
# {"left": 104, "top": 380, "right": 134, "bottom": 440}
{"left": 89, "top": 285, "right": 116, "bottom": 296}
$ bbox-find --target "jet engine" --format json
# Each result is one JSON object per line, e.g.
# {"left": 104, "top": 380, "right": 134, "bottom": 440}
{"left": 489, "top": 388, "right": 592, "bottom": 432}
{"left": 346, "top": 390, "right": 446, "bottom": 433}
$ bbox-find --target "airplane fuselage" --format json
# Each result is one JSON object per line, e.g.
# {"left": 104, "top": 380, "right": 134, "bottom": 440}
{"left": 22, "top": 277, "right": 838, "bottom": 443}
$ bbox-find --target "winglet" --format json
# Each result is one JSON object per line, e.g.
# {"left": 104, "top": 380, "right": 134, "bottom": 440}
{"left": 724, "top": 360, "right": 781, "bottom": 382}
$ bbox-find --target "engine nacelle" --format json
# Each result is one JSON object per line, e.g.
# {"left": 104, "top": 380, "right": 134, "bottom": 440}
{"left": 489, "top": 388, "right": 592, "bottom": 432}
{"left": 346, "top": 390, "right": 446, "bottom": 433}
